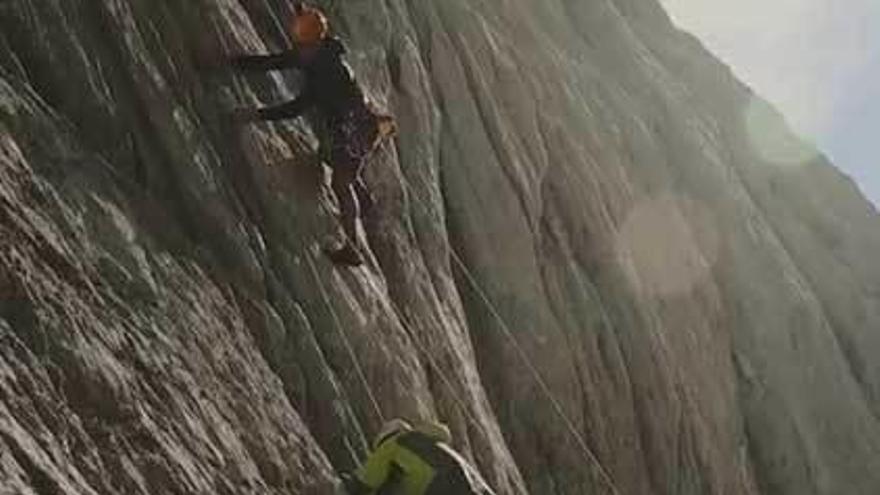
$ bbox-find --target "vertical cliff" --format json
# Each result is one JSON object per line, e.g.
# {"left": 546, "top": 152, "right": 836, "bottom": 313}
{"left": 1, "top": 0, "right": 879, "bottom": 494}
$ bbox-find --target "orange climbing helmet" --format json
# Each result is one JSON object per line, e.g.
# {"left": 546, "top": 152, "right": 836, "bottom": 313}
{"left": 290, "top": 4, "right": 329, "bottom": 45}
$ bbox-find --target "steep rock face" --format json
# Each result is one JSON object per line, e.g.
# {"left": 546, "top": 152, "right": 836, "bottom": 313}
{"left": 1, "top": 0, "right": 879, "bottom": 494}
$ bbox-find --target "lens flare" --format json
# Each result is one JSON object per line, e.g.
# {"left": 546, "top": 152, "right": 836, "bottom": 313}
{"left": 617, "top": 195, "right": 720, "bottom": 297}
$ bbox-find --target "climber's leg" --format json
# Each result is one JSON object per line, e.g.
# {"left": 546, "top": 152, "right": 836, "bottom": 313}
{"left": 354, "top": 176, "right": 374, "bottom": 217}
{"left": 323, "top": 106, "right": 381, "bottom": 266}
{"left": 325, "top": 144, "right": 366, "bottom": 266}
{"left": 331, "top": 160, "right": 361, "bottom": 247}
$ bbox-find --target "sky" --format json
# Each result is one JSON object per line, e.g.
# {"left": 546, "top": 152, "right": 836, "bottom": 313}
{"left": 659, "top": 0, "right": 880, "bottom": 208}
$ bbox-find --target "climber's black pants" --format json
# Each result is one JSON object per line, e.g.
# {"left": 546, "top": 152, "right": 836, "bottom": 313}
{"left": 331, "top": 160, "right": 372, "bottom": 245}
{"left": 327, "top": 105, "right": 379, "bottom": 245}
{"left": 254, "top": 100, "right": 379, "bottom": 244}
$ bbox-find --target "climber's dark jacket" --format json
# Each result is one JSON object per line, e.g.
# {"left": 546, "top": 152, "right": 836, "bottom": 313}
{"left": 231, "top": 37, "right": 366, "bottom": 122}
{"left": 231, "top": 35, "right": 381, "bottom": 255}
{"left": 346, "top": 429, "right": 495, "bottom": 495}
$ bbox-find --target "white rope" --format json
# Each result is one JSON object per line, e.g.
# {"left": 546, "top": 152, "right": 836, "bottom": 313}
{"left": 376, "top": 292, "right": 496, "bottom": 447}
{"left": 305, "top": 253, "right": 386, "bottom": 424}
{"left": 389, "top": 154, "right": 622, "bottom": 494}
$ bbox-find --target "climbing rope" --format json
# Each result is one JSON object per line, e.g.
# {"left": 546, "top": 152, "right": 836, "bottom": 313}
{"left": 386, "top": 152, "right": 623, "bottom": 495}
{"left": 305, "top": 252, "right": 386, "bottom": 425}
{"left": 376, "top": 289, "right": 498, "bottom": 448}
{"left": 309, "top": 241, "right": 489, "bottom": 452}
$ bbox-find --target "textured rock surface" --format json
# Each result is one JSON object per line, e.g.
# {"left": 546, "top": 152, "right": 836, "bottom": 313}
{"left": 1, "top": 0, "right": 879, "bottom": 494}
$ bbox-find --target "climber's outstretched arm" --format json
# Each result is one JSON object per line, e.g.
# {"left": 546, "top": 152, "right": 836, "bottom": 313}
{"left": 253, "top": 94, "right": 312, "bottom": 121}
{"left": 230, "top": 50, "right": 301, "bottom": 72}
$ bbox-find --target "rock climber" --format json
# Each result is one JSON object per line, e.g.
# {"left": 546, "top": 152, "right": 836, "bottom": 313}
{"left": 342, "top": 419, "right": 496, "bottom": 495}
{"left": 229, "top": 2, "right": 395, "bottom": 267}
